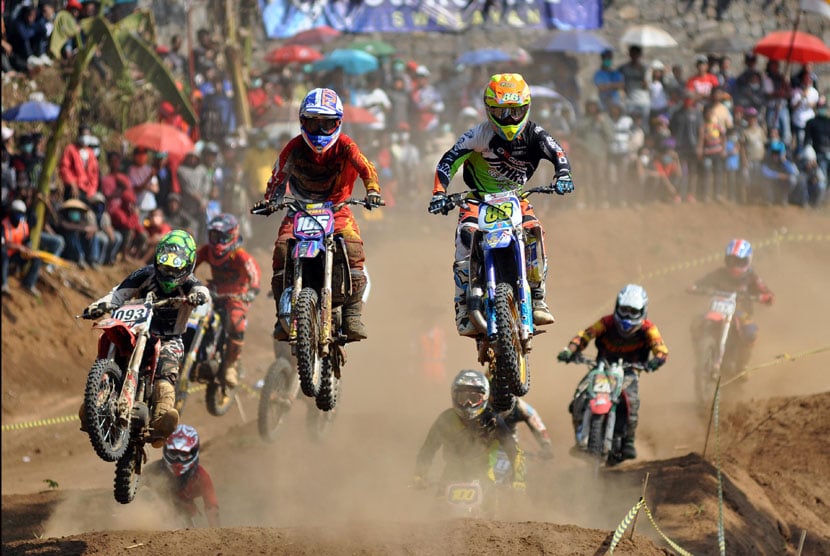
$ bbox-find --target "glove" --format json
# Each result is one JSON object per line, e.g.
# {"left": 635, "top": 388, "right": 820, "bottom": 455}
{"left": 557, "top": 348, "right": 574, "bottom": 363}
{"left": 82, "top": 302, "right": 110, "bottom": 320}
{"left": 251, "top": 199, "right": 269, "bottom": 214}
{"left": 552, "top": 172, "right": 574, "bottom": 195}
{"left": 188, "top": 290, "right": 208, "bottom": 306}
{"left": 646, "top": 358, "right": 663, "bottom": 372}
{"left": 365, "top": 191, "right": 383, "bottom": 210}
{"left": 428, "top": 192, "right": 449, "bottom": 215}
{"left": 512, "top": 481, "right": 527, "bottom": 492}
{"left": 759, "top": 293, "right": 774, "bottom": 306}
{"left": 242, "top": 290, "right": 258, "bottom": 303}
{"left": 410, "top": 475, "right": 427, "bottom": 490}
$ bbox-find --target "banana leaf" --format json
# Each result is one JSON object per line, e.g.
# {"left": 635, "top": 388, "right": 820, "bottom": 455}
{"left": 119, "top": 33, "right": 197, "bottom": 127}
{"left": 83, "top": 16, "right": 127, "bottom": 76}
{"left": 48, "top": 11, "right": 80, "bottom": 59}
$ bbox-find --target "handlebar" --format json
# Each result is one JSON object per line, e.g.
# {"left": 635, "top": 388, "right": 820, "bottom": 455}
{"left": 687, "top": 287, "right": 761, "bottom": 301}
{"left": 436, "top": 186, "right": 554, "bottom": 215}
{"left": 251, "top": 196, "right": 384, "bottom": 216}
{"left": 566, "top": 353, "right": 646, "bottom": 372}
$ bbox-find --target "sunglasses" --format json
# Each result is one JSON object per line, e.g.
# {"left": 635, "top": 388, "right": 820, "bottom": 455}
{"left": 209, "top": 230, "right": 232, "bottom": 244}
{"left": 617, "top": 306, "right": 643, "bottom": 319}
{"left": 302, "top": 117, "right": 341, "bottom": 135}
{"left": 725, "top": 255, "right": 749, "bottom": 268}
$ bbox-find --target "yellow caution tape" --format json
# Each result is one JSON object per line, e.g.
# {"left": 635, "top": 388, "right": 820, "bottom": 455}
{"left": 608, "top": 497, "right": 695, "bottom": 555}
{"left": 721, "top": 345, "right": 830, "bottom": 388}
{"left": 1, "top": 414, "right": 79, "bottom": 431}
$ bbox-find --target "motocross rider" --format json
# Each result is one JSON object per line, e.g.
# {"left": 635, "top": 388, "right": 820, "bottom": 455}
{"left": 557, "top": 284, "right": 668, "bottom": 461}
{"left": 500, "top": 399, "right": 554, "bottom": 460}
{"left": 143, "top": 424, "right": 220, "bottom": 527}
{"left": 252, "top": 88, "right": 383, "bottom": 342}
{"left": 688, "top": 238, "right": 774, "bottom": 372}
{"left": 412, "top": 370, "right": 526, "bottom": 491}
{"left": 194, "top": 213, "right": 261, "bottom": 391}
{"left": 428, "top": 73, "right": 575, "bottom": 336}
{"left": 81, "top": 230, "right": 209, "bottom": 446}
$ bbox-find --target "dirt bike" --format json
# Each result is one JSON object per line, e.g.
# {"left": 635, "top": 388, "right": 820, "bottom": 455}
{"left": 426, "top": 449, "right": 514, "bottom": 518}
{"left": 176, "top": 291, "right": 245, "bottom": 417}
{"left": 252, "top": 195, "right": 381, "bottom": 412}
{"left": 690, "top": 289, "right": 760, "bottom": 409}
{"left": 562, "top": 354, "right": 645, "bottom": 467}
{"left": 257, "top": 339, "right": 338, "bottom": 443}
{"left": 437, "top": 187, "right": 553, "bottom": 412}
{"left": 80, "top": 292, "right": 190, "bottom": 504}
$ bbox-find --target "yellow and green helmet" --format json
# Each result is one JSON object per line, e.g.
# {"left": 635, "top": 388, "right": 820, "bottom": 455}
{"left": 154, "top": 229, "right": 197, "bottom": 293}
{"left": 483, "top": 73, "right": 531, "bottom": 141}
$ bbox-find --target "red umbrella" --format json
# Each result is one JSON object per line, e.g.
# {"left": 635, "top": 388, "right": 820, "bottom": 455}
{"left": 124, "top": 122, "right": 194, "bottom": 156}
{"left": 265, "top": 44, "right": 323, "bottom": 65}
{"left": 284, "top": 25, "right": 340, "bottom": 46}
{"left": 753, "top": 30, "right": 830, "bottom": 64}
{"left": 342, "top": 104, "right": 378, "bottom": 125}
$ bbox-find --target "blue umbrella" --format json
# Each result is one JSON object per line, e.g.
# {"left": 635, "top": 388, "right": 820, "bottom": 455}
{"left": 2, "top": 99, "right": 61, "bottom": 122}
{"left": 535, "top": 30, "right": 613, "bottom": 54}
{"left": 311, "top": 49, "right": 378, "bottom": 76}
{"left": 456, "top": 48, "right": 513, "bottom": 67}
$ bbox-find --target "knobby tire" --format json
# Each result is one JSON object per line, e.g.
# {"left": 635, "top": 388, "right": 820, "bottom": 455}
{"left": 493, "top": 283, "right": 529, "bottom": 405}
{"left": 84, "top": 359, "right": 130, "bottom": 462}
{"left": 114, "top": 440, "right": 142, "bottom": 504}
{"left": 295, "top": 288, "right": 322, "bottom": 398}
{"left": 258, "top": 358, "right": 293, "bottom": 443}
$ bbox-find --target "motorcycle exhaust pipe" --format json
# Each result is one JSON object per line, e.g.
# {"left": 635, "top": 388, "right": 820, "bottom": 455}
{"left": 468, "top": 287, "right": 488, "bottom": 334}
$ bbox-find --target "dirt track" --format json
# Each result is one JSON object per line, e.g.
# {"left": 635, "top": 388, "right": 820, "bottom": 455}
{"left": 2, "top": 201, "right": 830, "bottom": 555}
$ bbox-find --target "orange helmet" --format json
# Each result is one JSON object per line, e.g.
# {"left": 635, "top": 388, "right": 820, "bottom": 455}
{"left": 483, "top": 73, "right": 531, "bottom": 141}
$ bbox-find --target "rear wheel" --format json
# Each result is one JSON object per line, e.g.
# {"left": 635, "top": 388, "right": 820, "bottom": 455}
{"left": 84, "top": 359, "right": 130, "bottom": 462}
{"left": 696, "top": 336, "right": 720, "bottom": 413}
{"left": 315, "top": 357, "right": 340, "bottom": 411}
{"left": 493, "top": 283, "right": 530, "bottom": 399}
{"left": 114, "top": 441, "right": 143, "bottom": 504}
{"left": 205, "top": 381, "right": 234, "bottom": 416}
{"left": 295, "top": 288, "right": 322, "bottom": 398}
{"left": 258, "top": 358, "right": 294, "bottom": 443}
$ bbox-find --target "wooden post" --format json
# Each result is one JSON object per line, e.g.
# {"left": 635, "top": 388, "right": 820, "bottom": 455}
{"left": 628, "top": 472, "right": 650, "bottom": 540}
{"left": 796, "top": 529, "right": 807, "bottom": 556}
{"left": 224, "top": 0, "right": 252, "bottom": 132}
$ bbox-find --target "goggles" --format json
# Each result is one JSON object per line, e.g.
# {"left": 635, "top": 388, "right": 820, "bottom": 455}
{"left": 209, "top": 229, "right": 232, "bottom": 245}
{"left": 165, "top": 448, "right": 194, "bottom": 463}
{"left": 487, "top": 104, "right": 528, "bottom": 125}
{"left": 617, "top": 306, "right": 643, "bottom": 320}
{"left": 157, "top": 252, "right": 186, "bottom": 269}
{"left": 302, "top": 117, "right": 341, "bottom": 135}
{"left": 725, "top": 255, "right": 749, "bottom": 269}
{"left": 454, "top": 389, "right": 485, "bottom": 407}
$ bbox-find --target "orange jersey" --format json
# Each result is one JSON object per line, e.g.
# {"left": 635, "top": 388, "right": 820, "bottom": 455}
{"left": 265, "top": 134, "right": 379, "bottom": 203}
{"left": 571, "top": 315, "right": 668, "bottom": 365}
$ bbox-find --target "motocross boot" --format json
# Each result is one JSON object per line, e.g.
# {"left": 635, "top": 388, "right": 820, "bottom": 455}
{"left": 223, "top": 340, "right": 242, "bottom": 389}
{"left": 341, "top": 270, "right": 368, "bottom": 341}
{"left": 453, "top": 260, "right": 477, "bottom": 337}
{"left": 621, "top": 437, "right": 637, "bottom": 461}
{"left": 530, "top": 285, "right": 555, "bottom": 326}
{"left": 150, "top": 379, "right": 179, "bottom": 448}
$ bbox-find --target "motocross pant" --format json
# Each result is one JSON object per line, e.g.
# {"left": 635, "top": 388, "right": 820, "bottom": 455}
{"left": 157, "top": 337, "right": 184, "bottom": 385}
{"left": 453, "top": 200, "right": 548, "bottom": 332}
{"left": 219, "top": 298, "right": 248, "bottom": 366}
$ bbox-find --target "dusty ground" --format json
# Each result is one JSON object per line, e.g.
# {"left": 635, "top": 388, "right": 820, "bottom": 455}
{"left": 2, "top": 197, "right": 830, "bottom": 555}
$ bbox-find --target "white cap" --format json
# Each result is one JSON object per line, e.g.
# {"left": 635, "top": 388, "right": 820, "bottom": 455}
{"left": 1, "top": 126, "right": 12, "bottom": 142}
{"left": 801, "top": 145, "right": 817, "bottom": 163}
{"left": 415, "top": 65, "right": 430, "bottom": 77}
{"left": 651, "top": 60, "right": 665, "bottom": 71}
{"left": 11, "top": 199, "right": 27, "bottom": 213}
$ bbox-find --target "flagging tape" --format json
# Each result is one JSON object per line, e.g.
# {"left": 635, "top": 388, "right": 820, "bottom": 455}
{"left": 638, "top": 232, "right": 830, "bottom": 282}
{"left": 721, "top": 345, "right": 830, "bottom": 388}
{"left": 1, "top": 414, "right": 79, "bottom": 431}
{"left": 607, "top": 497, "right": 695, "bottom": 555}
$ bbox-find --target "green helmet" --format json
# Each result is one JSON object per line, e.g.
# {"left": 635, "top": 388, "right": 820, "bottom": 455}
{"left": 154, "top": 230, "right": 197, "bottom": 293}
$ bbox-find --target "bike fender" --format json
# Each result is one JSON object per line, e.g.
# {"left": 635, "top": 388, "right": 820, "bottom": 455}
{"left": 483, "top": 230, "right": 513, "bottom": 250}
{"left": 705, "top": 311, "right": 727, "bottom": 322}
{"left": 95, "top": 321, "right": 137, "bottom": 359}
{"left": 294, "top": 240, "right": 323, "bottom": 259}
{"left": 589, "top": 395, "right": 613, "bottom": 415}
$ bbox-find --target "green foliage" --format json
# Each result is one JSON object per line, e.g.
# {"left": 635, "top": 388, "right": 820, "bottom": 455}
{"left": 48, "top": 11, "right": 80, "bottom": 60}
{"left": 43, "top": 478, "right": 59, "bottom": 489}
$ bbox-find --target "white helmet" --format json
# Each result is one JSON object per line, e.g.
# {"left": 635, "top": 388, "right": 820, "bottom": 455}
{"left": 614, "top": 284, "right": 648, "bottom": 337}
{"left": 451, "top": 370, "right": 489, "bottom": 421}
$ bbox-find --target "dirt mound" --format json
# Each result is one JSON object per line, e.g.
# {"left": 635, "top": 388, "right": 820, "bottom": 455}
{"left": 2, "top": 202, "right": 829, "bottom": 555}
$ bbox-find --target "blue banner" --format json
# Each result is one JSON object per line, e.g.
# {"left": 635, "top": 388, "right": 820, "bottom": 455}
{"left": 259, "top": 1, "right": 602, "bottom": 40}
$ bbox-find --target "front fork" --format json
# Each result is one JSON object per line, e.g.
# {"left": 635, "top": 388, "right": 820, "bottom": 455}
{"left": 481, "top": 232, "right": 532, "bottom": 340}
{"left": 117, "top": 332, "right": 147, "bottom": 428}
{"left": 288, "top": 237, "right": 334, "bottom": 356}
{"left": 714, "top": 314, "right": 734, "bottom": 373}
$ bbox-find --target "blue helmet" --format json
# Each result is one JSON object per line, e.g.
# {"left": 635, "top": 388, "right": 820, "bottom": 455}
{"left": 299, "top": 88, "right": 343, "bottom": 154}
{"left": 725, "top": 238, "right": 752, "bottom": 277}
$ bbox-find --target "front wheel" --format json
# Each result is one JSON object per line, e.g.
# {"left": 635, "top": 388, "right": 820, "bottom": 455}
{"left": 258, "top": 358, "right": 294, "bottom": 443}
{"left": 587, "top": 413, "right": 607, "bottom": 458}
{"left": 84, "top": 359, "right": 130, "bottom": 462}
{"left": 205, "top": 381, "right": 235, "bottom": 416}
{"left": 295, "top": 288, "right": 322, "bottom": 398}
{"left": 315, "top": 357, "right": 341, "bottom": 412}
{"left": 493, "top": 283, "right": 530, "bottom": 400}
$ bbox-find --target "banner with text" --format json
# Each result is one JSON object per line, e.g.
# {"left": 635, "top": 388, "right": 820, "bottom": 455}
{"left": 259, "top": 0, "right": 602, "bottom": 40}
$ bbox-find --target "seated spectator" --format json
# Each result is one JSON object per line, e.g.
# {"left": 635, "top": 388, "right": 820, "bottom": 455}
{"left": 127, "top": 146, "right": 158, "bottom": 219}
{"left": 799, "top": 146, "right": 826, "bottom": 208}
{"left": 88, "top": 192, "right": 122, "bottom": 265}
{"left": 650, "top": 139, "right": 683, "bottom": 203}
{"left": 108, "top": 187, "right": 148, "bottom": 259}
{"left": 57, "top": 198, "right": 100, "bottom": 269}
{"left": 143, "top": 207, "right": 172, "bottom": 262}
{"left": 2, "top": 199, "right": 42, "bottom": 296}
{"left": 164, "top": 192, "right": 193, "bottom": 233}
{"left": 761, "top": 140, "right": 800, "bottom": 206}
{"left": 100, "top": 150, "right": 131, "bottom": 200}
{"left": 7, "top": 5, "right": 51, "bottom": 74}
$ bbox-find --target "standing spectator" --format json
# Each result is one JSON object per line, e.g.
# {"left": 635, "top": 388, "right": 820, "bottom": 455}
{"left": 799, "top": 146, "right": 826, "bottom": 208}
{"left": 100, "top": 150, "right": 130, "bottom": 200}
{"left": 35, "top": 2, "right": 57, "bottom": 59}
{"left": 10, "top": 132, "right": 44, "bottom": 191}
{"left": 789, "top": 73, "right": 819, "bottom": 156}
{"left": 88, "top": 192, "right": 121, "bottom": 265}
{"left": 108, "top": 188, "right": 148, "bottom": 259}
{"left": 665, "top": 63, "right": 686, "bottom": 103}
{"left": 717, "top": 55, "right": 737, "bottom": 96}
{"left": 805, "top": 97, "right": 829, "bottom": 183}
{"left": 723, "top": 128, "right": 741, "bottom": 203}
{"left": 163, "top": 193, "right": 193, "bottom": 233}
{"left": 734, "top": 70, "right": 765, "bottom": 112}
{"left": 670, "top": 92, "right": 703, "bottom": 203}
{"left": 709, "top": 86, "right": 734, "bottom": 132}
{"left": 388, "top": 74, "right": 413, "bottom": 134}
{"left": 56, "top": 198, "right": 100, "bottom": 269}
{"left": 593, "top": 49, "right": 625, "bottom": 113}
{"left": 760, "top": 139, "right": 799, "bottom": 206}
{"left": 58, "top": 124, "right": 99, "bottom": 201}
{"left": 143, "top": 207, "right": 172, "bottom": 261}
{"left": 192, "top": 28, "right": 215, "bottom": 78}
{"left": 410, "top": 65, "right": 445, "bottom": 155}
{"left": 790, "top": 62, "right": 819, "bottom": 91}
{"left": 648, "top": 60, "right": 670, "bottom": 120}
{"left": 739, "top": 107, "right": 767, "bottom": 204}
{"left": 177, "top": 150, "right": 211, "bottom": 243}
{"left": 606, "top": 102, "right": 634, "bottom": 206}
{"left": 697, "top": 103, "right": 726, "bottom": 202}
{"left": 735, "top": 53, "right": 763, "bottom": 95}
{"left": 127, "top": 146, "right": 158, "bottom": 219}
{"left": 686, "top": 55, "right": 719, "bottom": 106}
{"left": 357, "top": 72, "right": 392, "bottom": 151}
{"left": 617, "top": 45, "right": 650, "bottom": 123}
{"left": 218, "top": 140, "right": 252, "bottom": 238}
{"left": 763, "top": 59, "right": 792, "bottom": 148}
{"left": 2, "top": 199, "right": 42, "bottom": 296}
{"left": 200, "top": 75, "right": 236, "bottom": 145}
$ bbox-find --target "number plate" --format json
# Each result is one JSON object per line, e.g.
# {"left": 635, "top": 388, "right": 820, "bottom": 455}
{"left": 709, "top": 296, "right": 736, "bottom": 317}
{"left": 112, "top": 304, "right": 149, "bottom": 325}
{"left": 293, "top": 206, "right": 335, "bottom": 239}
{"left": 479, "top": 192, "right": 521, "bottom": 231}
{"left": 446, "top": 482, "right": 482, "bottom": 506}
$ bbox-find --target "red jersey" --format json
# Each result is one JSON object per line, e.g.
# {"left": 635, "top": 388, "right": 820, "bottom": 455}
{"left": 195, "top": 245, "right": 261, "bottom": 296}
{"left": 571, "top": 315, "right": 669, "bottom": 366}
{"left": 265, "top": 134, "right": 380, "bottom": 203}
{"left": 175, "top": 464, "right": 219, "bottom": 519}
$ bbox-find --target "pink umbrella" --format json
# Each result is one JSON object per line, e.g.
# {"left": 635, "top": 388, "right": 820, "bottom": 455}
{"left": 265, "top": 44, "right": 324, "bottom": 65}
{"left": 284, "top": 25, "right": 340, "bottom": 47}
{"left": 124, "top": 122, "right": 194, "bottom": 156}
